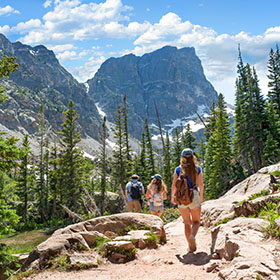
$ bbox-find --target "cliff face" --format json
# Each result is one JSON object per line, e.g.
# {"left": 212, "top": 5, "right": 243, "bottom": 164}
{"left": 87, "top": 46, "right": 218, "bottom": 137}
{"left": 0, "top": 34, "right": 101, "bottom": 139}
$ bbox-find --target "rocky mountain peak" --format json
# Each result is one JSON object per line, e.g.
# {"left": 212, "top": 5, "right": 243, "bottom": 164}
{"left": 88, "top": 45, "right": 218, "bottom": 138}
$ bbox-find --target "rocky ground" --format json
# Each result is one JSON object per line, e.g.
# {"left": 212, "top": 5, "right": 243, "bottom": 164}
{"left": 25, "top": 217, "right": 216, "bottom": 280}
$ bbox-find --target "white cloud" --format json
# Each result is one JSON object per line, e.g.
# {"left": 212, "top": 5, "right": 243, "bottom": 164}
{"left": 0, "top": 5, "right": 20, "bottom": 16}
{"left": 130, "top": 13, "right": 280, "bottom": 104}
{"left": 56, "top": 50, "right": 77, "bottom": 61}
{"left": 46, "top": 43, "right": 77, "bottom": 53}
{"left": 12, "top": 19, "right": 42, "bottom": 34}
{"left": 0, "top": 25, "right": 11, "bottom": 35}
{"left": 43, "top": 0, "right": 53, "bottom": 8}
{"left": 68, "top": 55, "right": 106, "bottom": 82}
{"left": 13, "top": 0, "right": 149, "bottom": 46}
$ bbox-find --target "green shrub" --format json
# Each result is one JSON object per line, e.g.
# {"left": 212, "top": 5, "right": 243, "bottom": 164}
{"left": 258, "top": 202, "right": 280, "bottom": 239}
{"left": 105, "top": 244, "right": 137, "bottom": 260}
{"left": 271, "top": 170, "right": 280, "bottom": 177}
{"left": 144, "top": 231, "right": 159, "bottom": 245}
{"left": 94, "top": 236, "right": 111, "bottom": 254}
{"left": 215, "top": 217, "right": 229, "bottom": 226}
{"left": 161, "top": 208, "right": 181, "bottom": 224}
{"left": 248, "top": 189, "right": 269, "bottom": 200}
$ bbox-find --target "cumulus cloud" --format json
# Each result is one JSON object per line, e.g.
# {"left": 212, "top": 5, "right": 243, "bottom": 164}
{"left": 43, "top": 0, "right": 53, "bottom": 8}
{"left": 68, "top": 55, "right": 106, "bottom": 82}
{"left": 14, "top": 0, "right": 149, "bottom": 45}
{"left": 131, "top": 13, "right": 280, "bottom": 103}
{"left": 0, "top": 5, "right": 20, "bottom": 16}
{"left": 0, "top": 25, "right": 11, "bottom": 35}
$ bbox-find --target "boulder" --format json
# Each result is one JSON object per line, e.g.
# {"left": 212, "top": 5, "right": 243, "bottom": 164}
{"left": 210, "top": 217, "right": 280, "bottom": 279}
{"left": 21, "top": 213, "right": 165, "bottom": 272}
{"left": 201, "top": 163, "right": 280, "bottom": 227}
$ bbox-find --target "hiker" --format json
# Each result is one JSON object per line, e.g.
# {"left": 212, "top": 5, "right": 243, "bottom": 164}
{"left": 125, "top": 174, "right": 144, "bottom": 213}
{"left": 171, "top": 148, "right": 204, "bottom": 252}
{"left": 146, "top": 174, "right": 167, "bottom": 217}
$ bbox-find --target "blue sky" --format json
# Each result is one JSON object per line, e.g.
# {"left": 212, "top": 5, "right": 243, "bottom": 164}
{"left": 1, "top": 0, "right": 280, "bottom": 104}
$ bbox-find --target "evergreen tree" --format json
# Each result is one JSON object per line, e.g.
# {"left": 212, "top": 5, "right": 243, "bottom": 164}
{"left": 137, "top": 130, "right": 149, "bottom": 186}
{"left": 233, "top": 50, "right": 266, "bottom": 174}
{"left": 99, "top": 116, "right": 107, "bottom": 214}
{"left": 58, "top": 100, "right": 88, "bottom": 213}
{"left": 182, "top": 123, "right": 196, "bottom": 150}
{"left": 267, "top": 45, "right": 280, "bottom": 116}
{"left": 15, "top": 135, "right": 32, "bottom": 224}
{"left": 37, "top": 104, "right": 46, "bottom": 221}
{"left": 122, "top": 94, "right": 131, "bottom": 162}
{"left": 204, "top": 104, "right": 217, "bottom": 198}
{"left": 171, "top": 127, "right": 182, "bottom": 170}
{"left": 207, "top": 93, "right": 232, "bottom": 198}
{"left": 144, "top": 118, "right": 155, "bottom": 178}
{"left": 49, "top": 143, "right": 59, "bottom": 216}
{"left": 163, "top": 130, "right": 172, "bottom": 201}
{"left": 197, "top": 138, "right": 206, "bottom": 169}
{"left": 112, "top": 105, "right": 127, "bottom": 191}
{"left": 0, "top": 54, "right": 20, "bottom": 235}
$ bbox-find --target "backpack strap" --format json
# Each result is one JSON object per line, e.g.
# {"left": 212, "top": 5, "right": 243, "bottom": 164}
{"left": 176, "top": 166, "right": 201, "bottom": 191}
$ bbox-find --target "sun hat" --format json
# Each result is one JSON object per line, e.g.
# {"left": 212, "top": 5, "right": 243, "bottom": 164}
{"left": 131, "top": 174, "right": 139, "bottom": 180}
{"left": 181, "top": 148, "right": 193, "bottom": 158}
{"left": 152, "top": 174, "right": 162, "bottom": 179}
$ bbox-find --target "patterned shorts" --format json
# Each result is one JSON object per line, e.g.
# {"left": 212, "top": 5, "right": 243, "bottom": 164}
{"left": 149, "top": 202, "right": 164, "bottom": 213}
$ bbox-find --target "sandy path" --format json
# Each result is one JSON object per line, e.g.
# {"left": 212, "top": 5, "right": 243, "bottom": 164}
{"left": 27, "top": 218, "right": 217, "bottom": 280}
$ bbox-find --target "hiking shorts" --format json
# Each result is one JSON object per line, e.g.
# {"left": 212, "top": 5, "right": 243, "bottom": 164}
{"left": 178, "top": 190, "right": 201, "bottom": 210}
{"left": 149, "top": 202, "right": 164, "bottom": 213}
{"left": 128, "top": 200, "right": 141, "bottom": 213}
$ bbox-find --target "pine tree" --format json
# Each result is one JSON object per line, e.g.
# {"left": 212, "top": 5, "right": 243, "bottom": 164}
{"left": 99, "top": 116, "right": 107, "bottom": 214}
{"left": 138, "top": 130, "right": 149, "bottom": 186}
{"left": 0, "top": 54, "right": 20, "bottom": 235}
{"left": 197, "top": 138, "right": 206, "bottom": 169}
{"left": 15, "top": 135, "right": 32, "bottom": 224}
{"left": 182, "top": 123, "right": 196, "bottom": 150}
{"left": 163, "top": 130, "right": 172, "bottom": 202}
{"left": 171, "top": 127, "right": 182, "bottom": 170}
{"left": 122, "top": 94, "right": 131, "bottom": 162}
{"left": 58, "top": 100, "right": 88, "bottom": 213}
{"left": 267, "top": 45, "right": 280, "bottom": 116}
{"left": 207, "top": 93, "right": 232, "bottom": 198}
{"left": 233, "top": 50, "right": 266, "bottom": 174}
{"left": 112, "top": 105, "right": 127, "bottom": 191}
{"left": 144, "top": 118, "right": 155, "bottom": 178}
{"left": 37, "top": 104, "right": 46, "bottom": 221}
{"left": 204, "top": 104, "right": 217, "bottom": 198}
{"left": 49, "top": 143, "right": 59, "bottom": 216}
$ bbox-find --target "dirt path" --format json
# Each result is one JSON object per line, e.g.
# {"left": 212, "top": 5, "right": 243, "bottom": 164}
{"left": 27, "top": 218, "right": 217, "bottom": 280}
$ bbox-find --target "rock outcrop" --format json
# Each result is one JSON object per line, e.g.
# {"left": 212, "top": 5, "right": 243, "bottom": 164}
{"left": 21, "top": 213, "right": 165, "bottom": 271}
{"left": 0, "top": 33, "right": 101, "bottom": 140}
{"left": 87, "top": 45, "right": 218, "bottom": 138}
{"left": 201, "top": 163, "right": 280, "bottom": 227}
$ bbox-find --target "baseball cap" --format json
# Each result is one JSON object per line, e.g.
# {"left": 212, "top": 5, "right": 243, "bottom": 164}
{"left": 181, "top": 148, "right": 193, "bottom": 158}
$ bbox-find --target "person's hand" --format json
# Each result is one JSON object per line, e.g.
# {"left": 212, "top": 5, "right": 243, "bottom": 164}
{"left": 200, "top": 196, "right": 203, "bottom": 203}
{"left": 171, "top": 196, "right": 177, "bottom": 205}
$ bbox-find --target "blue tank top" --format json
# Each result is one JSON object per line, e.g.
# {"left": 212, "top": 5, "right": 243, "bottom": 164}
{"left": 175, "top": 165, "right": 201, "bottom": 191}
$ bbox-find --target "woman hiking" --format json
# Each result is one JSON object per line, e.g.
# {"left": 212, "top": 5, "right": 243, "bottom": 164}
{"left": 171, "top": 148, "right": 204, "bottom": 252}
{"left": 146, "top": 174, "right": 167, "bottom": 217}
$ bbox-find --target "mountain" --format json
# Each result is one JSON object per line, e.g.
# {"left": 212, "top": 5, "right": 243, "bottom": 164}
{"left": 87, "top": 46, "right": 218, "bottom": 138}
{"left": 0, "top": 33, "right": 101, "bottom": 141}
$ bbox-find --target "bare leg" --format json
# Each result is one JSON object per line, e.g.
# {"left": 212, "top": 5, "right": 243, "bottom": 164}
{"left": 190, "top": 207, "right": 201, "bottom": 237}
{"left": 151, "top": 211, "right": 162, "bottom": 217}
{"left": 178, "top": 208, "right": 192, "bottom": 243}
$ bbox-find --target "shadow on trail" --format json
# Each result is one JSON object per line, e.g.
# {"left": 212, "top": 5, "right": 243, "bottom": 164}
{"left": 176, "top": 252, "right": 211, "bottom": 266}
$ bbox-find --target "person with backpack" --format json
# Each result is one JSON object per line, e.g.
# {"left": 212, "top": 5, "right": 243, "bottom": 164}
{"left": 171, "top": 148, "right": 204, "bottom": 253}
{"left": 125, "top": 174, "right": 144, "bottom": 213}
{"left": 146, "top": 174, "right": 167, "bottom": 217}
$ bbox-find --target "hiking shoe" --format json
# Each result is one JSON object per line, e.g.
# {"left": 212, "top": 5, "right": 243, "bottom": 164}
{"left": 189, "top": 234, "right": 196, "bottom": 252}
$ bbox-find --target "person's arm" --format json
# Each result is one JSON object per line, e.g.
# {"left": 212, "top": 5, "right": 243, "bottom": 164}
{"left": 171, "top": 169, "right": 178, "bottom": 205}
{"left": 162, "top": 190, "right": 167, "bottom": 200}
{"left": 140, "top": 182, "right": 145, "bottom": 195}
{"left": 125, "top": 183, "right": 129, "bottom": 199}
{"left": 198, "top": 171, "right": 204, "bottom": 203}
{"left": 146, "top": 187, "right": 151, "bottom": 199}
